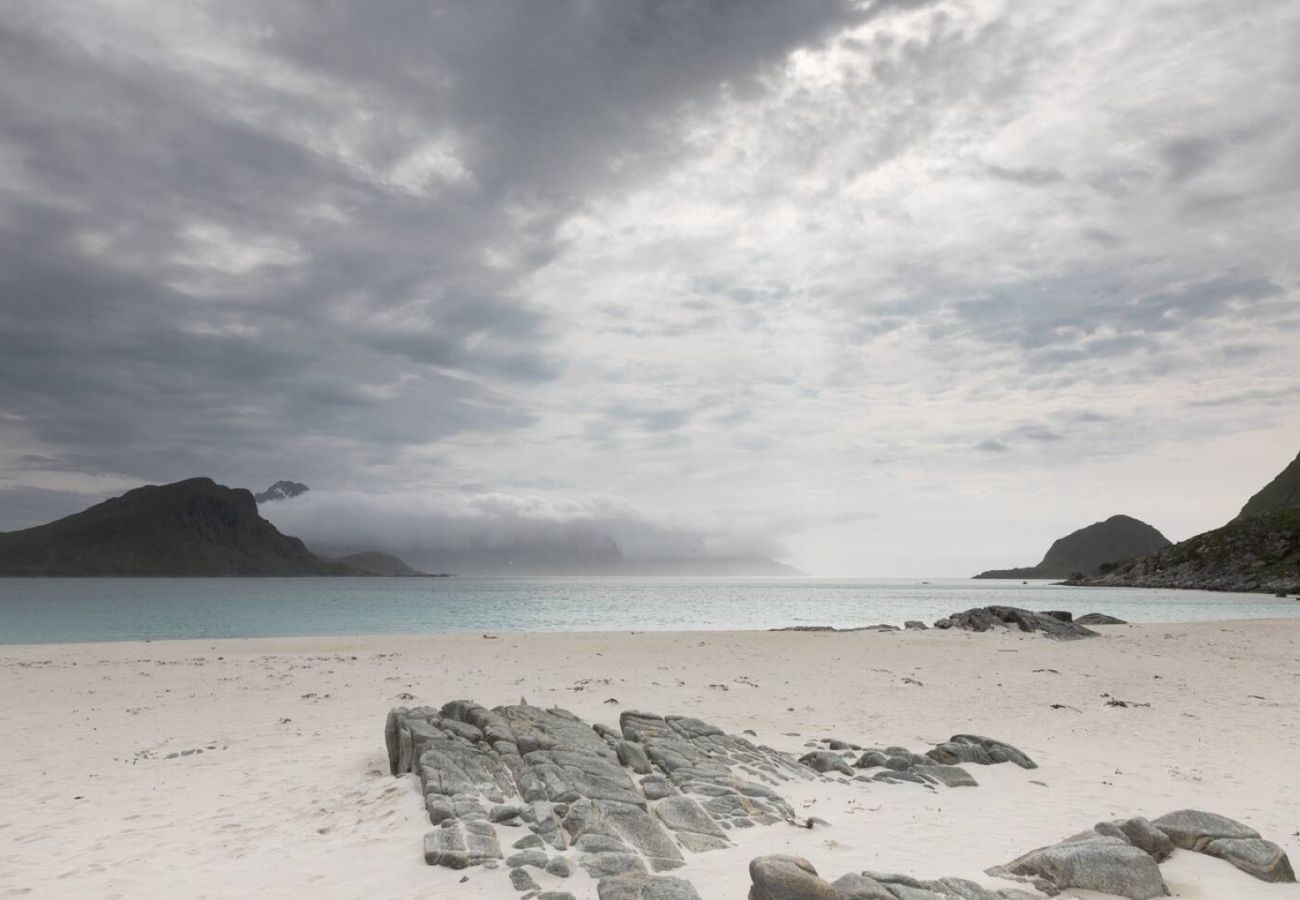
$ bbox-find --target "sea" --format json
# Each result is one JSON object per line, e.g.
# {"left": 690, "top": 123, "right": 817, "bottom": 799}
{"left": 1, "top": 576, "right": 1298, "bottom": 645}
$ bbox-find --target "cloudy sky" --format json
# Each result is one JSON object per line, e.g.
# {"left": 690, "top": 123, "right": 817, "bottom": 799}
{"left": 1, "top": 0, "right": 1297, "bottom": 575}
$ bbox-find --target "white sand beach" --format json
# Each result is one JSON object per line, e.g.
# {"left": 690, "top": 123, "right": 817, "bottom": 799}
{"left": 2, "top": 619, "right": 1298, "bottom": 899}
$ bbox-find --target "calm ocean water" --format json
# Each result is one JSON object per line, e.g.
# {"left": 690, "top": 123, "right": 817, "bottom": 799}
{"left": 1, "top": 577, "right": 1298, "bottom": 645}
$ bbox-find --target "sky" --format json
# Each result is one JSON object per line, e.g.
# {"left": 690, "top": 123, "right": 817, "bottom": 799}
{"left": 1, "top": 0, "right": 1298, "bottom": 575}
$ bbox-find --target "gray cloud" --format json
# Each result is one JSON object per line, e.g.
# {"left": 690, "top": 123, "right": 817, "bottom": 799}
{"left": 0, "top": 0, "right": 866, "bottom": 495}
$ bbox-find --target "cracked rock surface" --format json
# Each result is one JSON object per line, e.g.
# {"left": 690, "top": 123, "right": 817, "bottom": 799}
{"left": 388, "top": 701, "right": 814, "bottom": 895}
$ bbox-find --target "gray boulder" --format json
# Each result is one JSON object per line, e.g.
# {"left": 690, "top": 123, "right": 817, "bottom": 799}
{"left": 799, "top": 750, "right": 855, "bottom": 776}
{"left": 423, "top": 818, "right": 503, "bottom": 869}
{"left": 1204, "top": 837, "right": 1296, "bottom": 883}
{"left": 1151, "top": 808, "right": 1261, "bottom": 851}
{"left": 988, "top": 834, "right": 1168, "bottom": 899}
{"left": 1151, "top": 809, "right": 1294, "bottom": 881}
{"left": 510, "top": 867, "right": 541, "bottom": 892}
{"left": 597, "top": 873, "right": 703, "bottom": 900}
{"left": 1094, "top": 817, "right": 1174, "bottom": 862}
{"left": 926, "top": 735, "right": 1036, "bottom": 769}
{"left": 748, "top": 855, "right": 838, "bottom": 900}
{"left": 827, "top": 872, "right": 894, "bottom": 898}
{"left": 507, "top": 849, "right": 548, "bottom": 869}
{"left": 1076, "top": 612, "right": 1127, "bottom": 625}
{"left": 912, "top": 764, "right": 978, "bottom": 788}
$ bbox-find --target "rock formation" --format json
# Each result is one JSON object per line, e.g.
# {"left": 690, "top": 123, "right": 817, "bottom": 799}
{"left": 745, "top": 809, "right": 1293, "bottom": 899}
{"left": 988, "top": 809, "right": 1294, "bottom": 897}
{"left": 932, "top": 607, "right": 1099, "bottom": 639}
{"left": 386, "top": 702, "right": 1036, "bottom": 897}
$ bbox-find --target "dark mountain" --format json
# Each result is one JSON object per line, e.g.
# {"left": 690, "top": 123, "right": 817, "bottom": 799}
{"left": 0, "top": 478, "right": 355, "bottom": 576}
{"left": 974, "top": 514, "right": 1172, "bottom": 579}
{"left": 1235, "top": 450, "right": 1300, "bottom": 521}
{"left": 1070, "top": 450, "right": 1300, "bottom": 593}
{"left": 1068, "top": 508, "right": 1300, "bottom": 594}
{"left": 333, "top": 550, "right": 430, "bottom": 576}
{"left": 255, "top": 480, "right": 310, "bottom": 503}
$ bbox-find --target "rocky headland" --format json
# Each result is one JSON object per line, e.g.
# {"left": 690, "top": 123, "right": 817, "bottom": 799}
{"left": 0, "top": 477, "right": 356, "bottom": 576}
{"left": 974, "top": 515, "right": 1171, "bottom": 580}
{"left": 1067, "top": 508, "right": 1300, "bottom": 594}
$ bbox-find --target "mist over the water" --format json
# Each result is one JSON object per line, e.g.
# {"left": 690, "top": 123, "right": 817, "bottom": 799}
{"left": 263, "top": 489, "right": 787, "bottom": 569}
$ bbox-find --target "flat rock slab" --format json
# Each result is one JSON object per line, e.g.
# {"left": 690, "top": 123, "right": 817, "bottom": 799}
{"left": 597, "top": 873, "right": 704, "bottom": 900}
{"left": 390, "top": 700, "right": 817, "bottom": 895}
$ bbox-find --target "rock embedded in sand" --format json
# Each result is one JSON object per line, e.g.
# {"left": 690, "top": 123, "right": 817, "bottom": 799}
{"left": 388, "top": 700, "right": 813, "bottom": 894}
{"left": 1203, "top": 837, "right": 1296, "bottom": 882}
{"left": 798, "top": 750, "right": 855, "bottom": 776}
{"left": 828, "top": 872, "right": 894, "bottom": 898}
{"left": 932, "top": 606, "right": 1099, "bottom": 640}
{"left": 988, "top": 833, "right": 1169, "bottom": 899}
{"left": 747, "top": 855, "right": 838, "bottom": 899}
{"left": 926, "top": 734, "right": 1037, "bottom": 769}
{"left": 423, "top": 818, "right": 503, "bottom": 869}
{"left": 597, "top": 872, "right": 704, "bottom": 899}
{"left": 1077, "top": 612, "right": 1128, "bottom": 626}
{"left": 1151, "top": 809, "right": 1295, "bottom": 882}
{"left": 985, "top": 808, "right": 1296, "bottom": 896}
{"left": 1151, "top": 808, "right": 1261, "bottom": 850}
{"left": 509, "top": 866, "right": 540, "bottom": 892}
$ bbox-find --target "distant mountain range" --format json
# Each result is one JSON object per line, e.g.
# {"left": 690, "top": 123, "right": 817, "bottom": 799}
{"left": 0, "top": 478, "right": 352, "bottom": 576}
{"left": 1069, "top": 450, "right": 1300, "bottom": 594}
{"left": 974, "top": 514, "right": 1171, "bottom": 580}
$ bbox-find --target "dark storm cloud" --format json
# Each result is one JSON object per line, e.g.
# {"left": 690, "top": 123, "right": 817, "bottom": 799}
{"left": 0, "top": 0, "right": 870, "bottom": 499}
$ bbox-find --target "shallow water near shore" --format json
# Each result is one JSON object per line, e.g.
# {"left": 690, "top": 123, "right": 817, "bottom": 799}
{"left": 2, "top": 576, "right": 1298, "bottom": 644}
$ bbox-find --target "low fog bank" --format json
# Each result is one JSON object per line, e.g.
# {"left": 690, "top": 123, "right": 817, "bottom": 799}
{"left": 262, "top": 489, "right": 801, "bottom": 575}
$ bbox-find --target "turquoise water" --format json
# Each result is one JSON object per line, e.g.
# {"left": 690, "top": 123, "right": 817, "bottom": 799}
{"left": 0, "top": 577, "right": 1297, "bottom": 645}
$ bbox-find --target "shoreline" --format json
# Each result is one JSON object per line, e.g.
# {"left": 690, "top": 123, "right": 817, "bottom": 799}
{"left": 3, "top": 620, "right": 1298, "bottom": 898}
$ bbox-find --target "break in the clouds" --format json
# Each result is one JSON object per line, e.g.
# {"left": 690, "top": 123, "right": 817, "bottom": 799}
{"left": 1, "top": 0, "right": 1298, "bottom": 574}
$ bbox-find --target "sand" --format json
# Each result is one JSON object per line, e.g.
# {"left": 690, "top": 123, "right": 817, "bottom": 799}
{"left": 2, "top": 619, "right": 1298, "bottom": 899}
